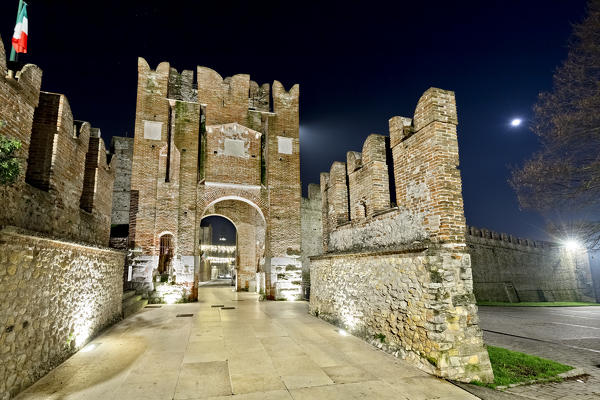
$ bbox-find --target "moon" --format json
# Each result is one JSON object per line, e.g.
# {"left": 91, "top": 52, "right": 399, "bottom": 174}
{"left": 510, "top": 118, "right": 522, "bottom": 127}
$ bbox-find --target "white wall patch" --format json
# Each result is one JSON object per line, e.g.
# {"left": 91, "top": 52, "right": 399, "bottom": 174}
{"left": 143, "top": 120, "right": 162, "bottom": 140}
{"left": 224, "top": 138, "right": 246, "bottom": 157}
{"left": 278, "top": 136, "right": 293, "bottom": 154}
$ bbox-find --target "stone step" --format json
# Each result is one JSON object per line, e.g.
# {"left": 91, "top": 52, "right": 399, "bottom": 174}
{"left": 122, "top": 297, "right": 148, "bottom": 319}
{"left": 122, "top": 290, "right": 136, "bottom": 301}
{"left": 122, "top": 294, "right": 142, "bottom": 309}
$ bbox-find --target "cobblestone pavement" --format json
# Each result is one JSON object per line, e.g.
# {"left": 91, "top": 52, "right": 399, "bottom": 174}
{"left": 478, "top": 306, "right": 600, "bottom": 399}
{"left": 16, "top": 287, "right": 476, "bottom": 399}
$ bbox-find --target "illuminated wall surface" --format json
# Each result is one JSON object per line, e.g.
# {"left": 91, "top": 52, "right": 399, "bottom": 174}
{"left": 467, "top": 226, "right": 596, "bottom": 302}
{"left": 0, "top": 228, "right": 124, "bottom": 399}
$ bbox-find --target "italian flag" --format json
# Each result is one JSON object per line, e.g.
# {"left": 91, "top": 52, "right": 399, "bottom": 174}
{"left": 12, "top": 3, "right": 28, "bottom": 54}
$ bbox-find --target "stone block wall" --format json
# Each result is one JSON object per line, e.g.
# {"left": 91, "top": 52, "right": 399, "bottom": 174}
{"left": 110, "top": 136, "right": 134, "bottom": 227}
{"left": 0, "top": 35, "right": 115, "bottom": 246}
{"left": 467, "top": 226, "right": 596, "bottom": 302}
{"left": 301, "top": 183, "right": 322, "bottom": 291}
{"left": 310, "top": 88, "right": 493, "bottom": 382}
{"left": 0, "top": 227, "right": 124, "bottom": 400}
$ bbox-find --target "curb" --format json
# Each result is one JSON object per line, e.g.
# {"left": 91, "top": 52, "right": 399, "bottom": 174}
{"left": 494, "top": 367, "right": 587, "bottom": 390}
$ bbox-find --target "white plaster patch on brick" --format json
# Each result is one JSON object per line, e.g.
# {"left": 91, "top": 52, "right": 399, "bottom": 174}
{"left": 223, "top": 138, "right": 246, "bottom": 157}
{"left": 143, "top": 120, "right": 162, "bottom": 140}
{"left": 277, "top": 136, "right": 293, "bottom": 154}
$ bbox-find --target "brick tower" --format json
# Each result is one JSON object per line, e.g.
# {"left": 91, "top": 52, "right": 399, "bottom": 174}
{"left": 128, "top": 59, "right": 302, "bottom": 299}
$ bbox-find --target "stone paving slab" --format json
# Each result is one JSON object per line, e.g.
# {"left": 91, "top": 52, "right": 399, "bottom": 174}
{"left": 14, "top": 287, "right": 476, "bottom": 400}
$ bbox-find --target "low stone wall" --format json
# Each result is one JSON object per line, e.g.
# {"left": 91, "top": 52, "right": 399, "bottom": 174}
{"left": 467, "top": 232, "right": 596, "bottom": 302}
{"left": 310, "top": 247, "right": 493, "bottom": 383}
{"left": 0, "top": 227, "right": 124, "bottom": 400}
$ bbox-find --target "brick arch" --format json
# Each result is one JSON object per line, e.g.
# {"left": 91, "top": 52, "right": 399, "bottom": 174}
{"left": 199, "top": 186, "right": 268, "bottom": 222}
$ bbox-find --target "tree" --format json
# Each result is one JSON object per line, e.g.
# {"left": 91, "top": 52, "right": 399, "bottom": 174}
{"left": 510, "top": 0, "right": 600, "bottom": 248}
{"left": 0, "top": 127, "right": 22, "bottom": 186}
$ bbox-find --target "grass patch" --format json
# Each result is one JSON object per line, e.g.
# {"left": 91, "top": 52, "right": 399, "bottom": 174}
{"left": 473, "top": 345, "right": 573, "bottom": 388}
{"left": 478, "top": 301, "right": 599, "bottom": 307}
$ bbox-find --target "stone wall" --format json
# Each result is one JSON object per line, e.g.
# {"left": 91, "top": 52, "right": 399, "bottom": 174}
{"left": 301, "top": 183, "right": 322, "bottom": 294}
{"left": 310, "top": 88, "right": 493, "bottom": 383}
{"left": 110, "top": 136, "right": 134, "bottom": 227}
{"left": 0, "top": 35, "right": 115, "bottom": 246}
{"left": 311, "top": 248, "right": 491, "bottom": 381}
{"left": 467, "top": 226, "right": 596, "bottom": 302}
{"left": 0, "top": 227, "right": 124, "bottom": 400}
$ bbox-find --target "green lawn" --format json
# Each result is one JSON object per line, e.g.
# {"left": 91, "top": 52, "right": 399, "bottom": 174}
{"left": 478, "top": 301, "right": 599, "bottom": 307}
{"left": 473, "top": 345, "right": 573, "bottom": 388}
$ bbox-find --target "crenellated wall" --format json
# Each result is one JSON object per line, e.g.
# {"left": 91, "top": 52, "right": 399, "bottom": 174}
{"left": 310, "top": 88, "right": 493, "bottom": 383}
{"left": 0, "top": 36, "right": 115, "bottom": 246}
{"left": 466, "top": 226, "right": 596, "bottom": 302}
{"left": 0, "top": 36, "right": 125, "bottom": 399}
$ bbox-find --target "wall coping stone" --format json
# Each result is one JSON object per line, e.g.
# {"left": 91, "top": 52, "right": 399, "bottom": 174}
{"left": 0, "top": 226, "right": 126, "bottom": 255}
{"left": 309, "top": 242, "right": 448, "bottom": 260}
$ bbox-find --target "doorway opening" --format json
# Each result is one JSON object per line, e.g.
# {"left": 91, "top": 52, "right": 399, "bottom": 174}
{"left": 200, "top": 215, "right": 237, "bottom": 286}
{"left": 158, "top": 234, "right": 175, "bottom": 276}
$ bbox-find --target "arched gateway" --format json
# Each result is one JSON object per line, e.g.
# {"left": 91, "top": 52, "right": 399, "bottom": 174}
{"left": 127, "top": 60, "right": 302, "bottom": 300}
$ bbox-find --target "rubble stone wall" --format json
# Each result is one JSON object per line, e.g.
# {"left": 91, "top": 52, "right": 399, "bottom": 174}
{"left": 311, "top": 248, "right": 492, "bottom": 382}
{"left": 0, "top": 227, "right": 124, "bottom": 400}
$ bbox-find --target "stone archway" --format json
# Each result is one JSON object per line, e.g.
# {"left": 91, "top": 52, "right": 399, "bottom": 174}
{"left": 199, "top": 214, "right": 237, "bottom": 283}
{"left": 200, "top": 198, "right": 266, "bottom": 291}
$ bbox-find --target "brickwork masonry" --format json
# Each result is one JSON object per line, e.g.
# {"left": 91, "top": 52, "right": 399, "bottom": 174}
{"left": 0, "top": 35, "right": 115, "bottom": 246}
{"left": 128, "top": 59, "right": 302, "bottom": 300}
{"left": 310, "top": 88, "right": 494, "bottom": 383}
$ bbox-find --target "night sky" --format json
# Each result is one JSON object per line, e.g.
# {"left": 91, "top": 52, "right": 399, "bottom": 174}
{"left": 1, "top": 0, "right": 589, "bottom": 241}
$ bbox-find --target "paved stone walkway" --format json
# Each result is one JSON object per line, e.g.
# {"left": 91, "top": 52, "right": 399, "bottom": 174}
{"left": 478, "top": 306, "right": 600, "bottom": 400}
{"left": 16, "top": 286, "right": 476, "bottom": 399}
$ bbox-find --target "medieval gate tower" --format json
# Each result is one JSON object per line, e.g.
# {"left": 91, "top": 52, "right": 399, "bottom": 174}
{"left": 128, "top": 59, "right": 302, "bottom": 299}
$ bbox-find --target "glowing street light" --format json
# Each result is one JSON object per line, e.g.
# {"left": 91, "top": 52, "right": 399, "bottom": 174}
{"left": 563, "top": 239, "right": 582, "bottom": 251}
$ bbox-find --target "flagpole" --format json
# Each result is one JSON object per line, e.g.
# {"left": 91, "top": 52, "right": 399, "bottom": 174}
{"left": 9, "top": 0, "right": 25, "bottom": 62}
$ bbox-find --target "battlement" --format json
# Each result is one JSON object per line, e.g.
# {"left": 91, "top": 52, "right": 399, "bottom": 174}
{"left": 320, "top": 88, "right": 465, "bottom": 252}
{"left": 137, "top": 58, "right": 298, "bottom": 126}
{"left": 0, "top": 35, "right": 115, "bottom": 246}
{"left": 466, "top": 225, "right": 555, "bottom": 249}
